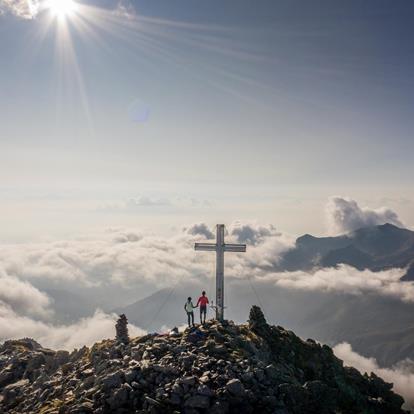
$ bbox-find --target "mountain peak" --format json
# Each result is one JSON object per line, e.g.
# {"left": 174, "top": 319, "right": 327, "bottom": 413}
{"left": 379, "top": 222, "right": 399, "bottom": 229}
{"left": 296, "top": 233, "right": 317, "bottom": 244}
{"left": 280, "top": 222, "right": 414, "bottom": 273}
{"left": 351, "top": 222, "right": 406, "bottom": 236}
{"left": 376, "top": 222, "right": 407, "bottom": 233}
{"left": 0, "top": 307, "right": 407, "bottom": 413}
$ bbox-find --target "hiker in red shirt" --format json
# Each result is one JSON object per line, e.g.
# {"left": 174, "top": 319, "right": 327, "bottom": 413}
{"left": 196, "top": 291, "right": 209, "bottom": 324}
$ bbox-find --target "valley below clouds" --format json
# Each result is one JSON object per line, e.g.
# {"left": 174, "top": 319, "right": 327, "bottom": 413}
{"left": 0, "top": 198, "right": 413, "bottom": 409}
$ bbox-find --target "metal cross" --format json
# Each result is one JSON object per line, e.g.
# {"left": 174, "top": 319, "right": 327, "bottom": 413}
{"left": 194, "top": 224, "right": 246, "bottom": 321}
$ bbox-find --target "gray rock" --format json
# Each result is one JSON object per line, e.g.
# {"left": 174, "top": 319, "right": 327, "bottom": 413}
{"left": 277, "top": 383, "right": 309, "bottom": 409}
{"left": 2, "top": 379, "right": 29, "bottom": 403}
{"left": 107, "top": 385, "right": 129, "bottom": 409}
{"left": 26, "top": 353, "right": 47, "bottom": 372}
{"left": 0, "top": 370, "right": 14, "bottom": 387}
{"left": 144, "top": 395, "right": 161, "bottom": 406}
{"left": 3, "top": 378, "right": 29, "bottom": 389}
{"left": 124, "top": 369, "right": 138, "bottom": 383}
{"left": 225, "top": 379, "right": 245, "bottom": 397}
{"left": 197, "top": 384, "right": 214, "bottom": 397}
{"left": 199, "top": 374, "right": 210, "bottom": 384}
{"left": 254, "top": 368, "right": 265, "bottom": 382}
{"left": 172, "top": 382, "right": 183, "bottom": 395}
{"left": 102, "top": 372, "right": 123, "bottom": 391}
{"left": 38, "top": 388, "right": 51, "bottom": 402}
{"left": 180, "top": 376, "right": 197, "bottom": 386}
{"left": 69, "top": 401, "right": 94, "bottom": 413}
{"left": 265, "top": 364, "right": 279, "bottom": 380}
{"left": 81, "top": 368, "right": 94, "bottom": 377}
{"left": 241, "top": 371, "right": 255, "bottom": 383}
{"left": 83, "top": 375, "right": 96, "bottom": 389}
{"left": 209, "top": 400, "right": 230, "bottom": 414}
{"left": 184, "top": 394, "right": 210, "bottom": 409}
{"left": 169, "top": 392, "right": 181, "bottom": 405}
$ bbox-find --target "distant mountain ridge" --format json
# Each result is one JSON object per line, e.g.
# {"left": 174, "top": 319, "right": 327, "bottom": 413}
{"left": 278, "top": 223, "right": 414, "bottom": 278}
{"left": 114, "top": 223, "right": 414, "bottom": 367}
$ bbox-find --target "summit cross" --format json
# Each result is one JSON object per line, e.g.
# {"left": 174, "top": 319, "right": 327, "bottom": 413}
{"left": 194, "top": 224, "right": 246, "bottom": 321}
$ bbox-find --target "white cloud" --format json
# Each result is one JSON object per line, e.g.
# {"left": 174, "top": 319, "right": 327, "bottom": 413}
{"left": 0, "top": 304, "right": 145, "bottom": 350}
{"left": 261, "top": 265, "right": 414, "bottom": 303}
{"left": 0, "top": 269, "right": 51, "bottom": 318}
{"left": 0, "top": 222, "right": 293, "bottom": 289}
{"left": 110, "top": 230, "right": 143, "bottom": 244}
{"left": 184, "top": 223, "right": 215, "bottom": 239}
{"left": 98, "top": 196, "right": 212, "bottom": 213}
{"left": 126, "top": 197, "right": 171, "bottom": 208}
{"left": 2, "top": 223, "right": 414, "bottom": 304}
{"left": 114, "top": 0, "right": 136, "bottom": 19}
{"left": 334, "top": 342, "right": 414, "bottom": 411}
{"left": 0, "top": 0, "right": 40, "bottom": 19}
{"left": 228, "top": 221, "right": 279, "bottom": 245}
{"left": 326, "top": 196, "right": 404, "bottom": 235}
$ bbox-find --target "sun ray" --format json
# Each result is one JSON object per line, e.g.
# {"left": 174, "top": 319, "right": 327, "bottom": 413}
{"left": 20, "top": 0, "right": 275, "bottom": 134}
{"left": 47, "top": 0, "right": 78, "bottom": 20}
{"left": 50, "top": 4, "right": 94, "bottom": 135}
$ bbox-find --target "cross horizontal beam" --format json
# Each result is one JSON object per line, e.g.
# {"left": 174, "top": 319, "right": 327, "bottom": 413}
{"left": 194, "top": 243, "right": 246, "bottom": 252}
{"left": 224, "top": 244, "right": 246, "bottom": 252}
{"left": 194, "top": 243, "right": 216, "bottom": 251}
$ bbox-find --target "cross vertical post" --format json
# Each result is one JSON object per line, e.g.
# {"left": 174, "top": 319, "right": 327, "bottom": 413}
{"left": 216, "top": 224, "right": 225, "bottom": 321}
{"left": 194, "top": 224, "right": 246, "bottom": 322}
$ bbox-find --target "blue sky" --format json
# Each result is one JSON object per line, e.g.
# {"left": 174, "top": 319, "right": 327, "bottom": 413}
{"left": 0, "top": 0, "right": 413, "bottom": 240}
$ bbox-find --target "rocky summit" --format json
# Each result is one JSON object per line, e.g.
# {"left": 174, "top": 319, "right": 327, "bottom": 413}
{"left": 0, "top": 306, "right": 408, "bottom": 414}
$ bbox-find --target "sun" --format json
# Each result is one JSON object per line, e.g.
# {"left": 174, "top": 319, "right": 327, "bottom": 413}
{"left": 47, "top": 0, "right": 78, "bottom": 19}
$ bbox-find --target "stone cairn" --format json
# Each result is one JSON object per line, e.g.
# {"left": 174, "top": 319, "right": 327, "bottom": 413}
{"left": 115, "top": 314, "right": 129, "bottom": 345}
{"left": 248, "top": 305, "right": 271, "bottom": 338}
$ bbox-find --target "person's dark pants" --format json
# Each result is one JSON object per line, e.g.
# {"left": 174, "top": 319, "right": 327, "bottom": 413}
{"left": 187, "top": 311, "right": 194, "bottom": 327}
{"left": 200, "top": 305, "right": 207, "bottom": 324}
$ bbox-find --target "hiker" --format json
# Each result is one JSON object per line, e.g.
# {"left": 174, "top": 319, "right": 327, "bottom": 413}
{"left": 196, "top": 291, "right": 209, "bottom": 324}
{"left": 184, "top": 297, "right": 196, "bottom": 327}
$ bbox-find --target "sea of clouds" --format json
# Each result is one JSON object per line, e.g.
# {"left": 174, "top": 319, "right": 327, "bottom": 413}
{"left": 0, "top": 196, "right": 413, "bottom": 408}
{"left": 0, "top": 196, "right": 412, "bottom": 346}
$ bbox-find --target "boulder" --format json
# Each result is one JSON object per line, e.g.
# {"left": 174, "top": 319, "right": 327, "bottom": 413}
{"left": 225, "top": 379, "right": 245, "bottom": 397}
{"left": 102, "top": 372, "right": 123, "bottom": 391}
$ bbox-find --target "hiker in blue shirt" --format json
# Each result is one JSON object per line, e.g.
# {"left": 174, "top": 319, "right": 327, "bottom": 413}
{"left": 184, "top": 297, "right": 196, "bottom": 327}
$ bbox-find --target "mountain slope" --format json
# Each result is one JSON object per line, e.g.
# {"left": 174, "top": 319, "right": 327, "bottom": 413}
{"left": 320, "top": 245, "right": 374, "bottom": 269}
{"left": 0, "top": 307, "right": 408, "bottom": 414}
{"left": 295, "top": 293, "right": 414, "bottom": 366}
{"left": 117, "top": 282, "right": 414, "bottom": 367}
{"left": 401, "top": 263, "right": 414, "bottom": 281}
{"left": 44, "top": 289, "right": 99, "bottom": 324}
{"left": 113, "top": 285, "right": 201, "bottom": 332}
{"left": 278, "top": 223, "right": 414, "bottom": 274}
